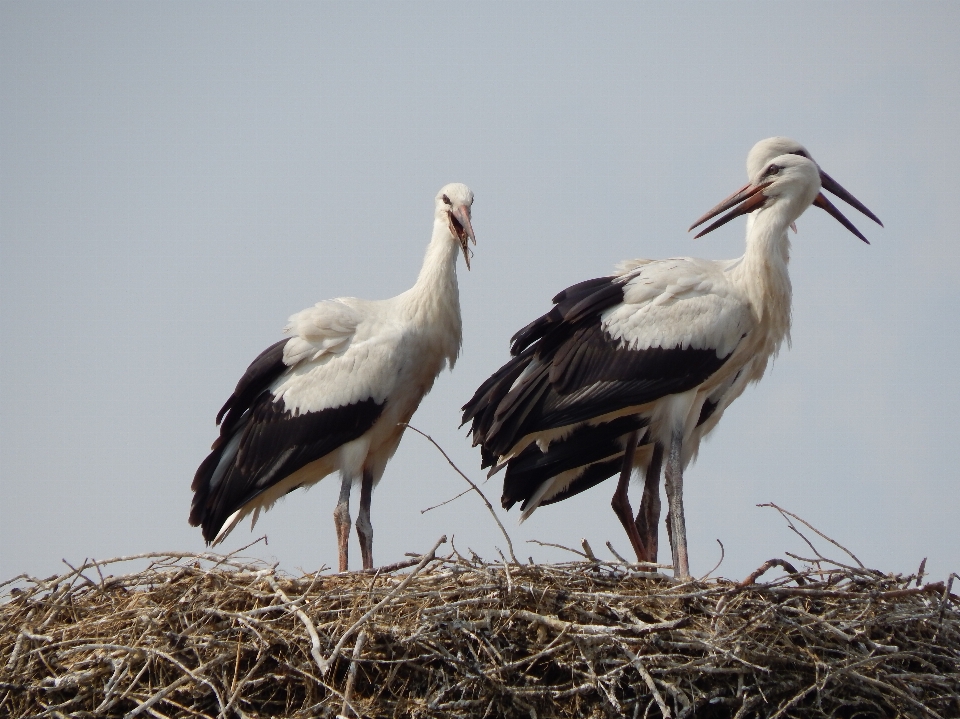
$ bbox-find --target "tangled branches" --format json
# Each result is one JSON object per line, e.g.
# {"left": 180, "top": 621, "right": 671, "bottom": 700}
{"left": 1, "top": 538, "right": 958, "bottom": 718}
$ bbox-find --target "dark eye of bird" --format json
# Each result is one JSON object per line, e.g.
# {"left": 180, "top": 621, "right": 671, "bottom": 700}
{"left": 764, "top": 165, "right": 781, "bottom": 177}
{"left": 442, "top": 195, "right": 452, "bottom": 206}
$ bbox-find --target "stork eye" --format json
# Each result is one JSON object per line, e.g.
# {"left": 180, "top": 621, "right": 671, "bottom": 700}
{"left": 442, "top": 194, "right": 452, "bottom": 206}
{"left": 764, "top": 164, "right": 781, "bottom": 177}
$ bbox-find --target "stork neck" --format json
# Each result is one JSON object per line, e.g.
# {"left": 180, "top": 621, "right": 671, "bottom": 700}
{"left": 735, "top": 205, "right": 793, "bottom": 332}
{"left": 402, "top": 217, "right": 463, "bottom": 362}
{"left": 412, "top": 218, "right": 461, "bottom": 296}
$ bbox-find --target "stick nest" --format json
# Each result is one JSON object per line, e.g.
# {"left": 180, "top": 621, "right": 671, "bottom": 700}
{"left": 2, "top": 541, "right": 958, "bottom": 719}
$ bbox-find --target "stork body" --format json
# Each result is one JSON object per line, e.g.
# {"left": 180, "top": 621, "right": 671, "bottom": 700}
{"left": 191, "top": 184, "right": 476, "bottom": 571}
{"left": 463, "top": 139, "right": 880, "bottom": 577}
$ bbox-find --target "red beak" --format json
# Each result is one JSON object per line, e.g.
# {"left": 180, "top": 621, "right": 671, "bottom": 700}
{"left": 690, "top": 169, "right": 878, "bottom": 244}
{"left": 688, "top": 182, "right": 772, "bottom": 239}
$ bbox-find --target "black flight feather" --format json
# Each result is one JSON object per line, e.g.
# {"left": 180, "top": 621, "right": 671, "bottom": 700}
{"left": 190, "top": 337, "right": 385, "bottom": 542}
{"left": 483, "top": 323, "right": 729, "bottom": 457}
{"left": 539, "top": 457, "right": 624, "bottom": 508}
{"left": 501, "top": 415, "right": 648, "bottom": 510}
{"left": 216, "top": 339, "right": 288, "bottom": 433}
{"left": 464, "top": 272, "right": 743, "bottom": 517}
{"left": 191, "top": 395, "right": 384, "bottom": 542}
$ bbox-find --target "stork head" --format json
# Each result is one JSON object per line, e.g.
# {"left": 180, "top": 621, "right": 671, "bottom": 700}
{"left": 690, "top": 138, "right": 882, "bottom": 243}
{"left": 436, "top": 183, "right": 476, "bottom": 269}
{"left": 690, "top": 153, "right": 875, "bottom": 243}
{"left": 746, "top": 137, "right": 811, "bottom": 178}
{"left": 747, "top": 136, "right": 883, "bottom": 229}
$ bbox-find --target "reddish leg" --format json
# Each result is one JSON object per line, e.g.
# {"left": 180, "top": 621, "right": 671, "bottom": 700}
{"left": 610, "top": 430, "right": 652, "bottom": 562}
{"left": 634, "top": 443, "right": 663, "bottom": 563}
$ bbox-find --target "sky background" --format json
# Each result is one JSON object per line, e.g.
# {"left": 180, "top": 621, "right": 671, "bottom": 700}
{"left": 2, "top": 2, "right": 958, "bottom": 583}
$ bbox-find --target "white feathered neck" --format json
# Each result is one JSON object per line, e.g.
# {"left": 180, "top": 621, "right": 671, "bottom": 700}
{"left": 399, "top": 214, "right": 464, "bottom": 369}
{"left": 732, "top": 197, "right": 795, "bottom": 356}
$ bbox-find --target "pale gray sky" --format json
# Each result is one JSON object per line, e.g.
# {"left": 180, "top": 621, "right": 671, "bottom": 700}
{"left": 2, "top": 2, "right": 958, "bottom": 582}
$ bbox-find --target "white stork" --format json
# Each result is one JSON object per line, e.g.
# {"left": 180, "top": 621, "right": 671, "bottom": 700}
{"left": 191, "top": 183, "right": 476, "bottom": 571}
{"left": 463, "top": 138, "right": 881, "bottom": 578}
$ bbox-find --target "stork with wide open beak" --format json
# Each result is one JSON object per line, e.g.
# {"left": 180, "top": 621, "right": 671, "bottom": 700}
{"left": 463, "top": 138, "right": 883, "bottom": 581}
{"left": 689, "top": 141, "right": 883, "bottom": 242}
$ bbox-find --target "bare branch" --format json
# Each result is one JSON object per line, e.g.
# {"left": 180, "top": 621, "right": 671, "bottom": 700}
{"left": 402, "top": 423, "right": 518, "bottom": 564}
{"left": 758, "top": 502, "right": 865, "bottom": 568}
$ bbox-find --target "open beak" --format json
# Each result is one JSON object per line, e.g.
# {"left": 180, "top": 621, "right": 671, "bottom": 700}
{"left": 812, "top": 192, "right": 870, "bottom": 244}
{"left": 688, "top": 182, "right": 772, "bottom": 239}
{"left": 448, "top": 206, "right": 476, "bottom": 270}
{"left": 690, "top": 168, "right": 880, "bottom": 244}
{"left": 820, "top": 170, "right": 883, "bottom": 227}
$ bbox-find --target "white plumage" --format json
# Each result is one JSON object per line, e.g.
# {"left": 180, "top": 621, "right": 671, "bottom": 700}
{"left": 607, "top": 259, "right": 753, "bottom": 357}
{"left": 463, "top": 138, "right": 881, "bottom": 577}
{"left": 191, "top": 183, "right": 476, "bottom": 572}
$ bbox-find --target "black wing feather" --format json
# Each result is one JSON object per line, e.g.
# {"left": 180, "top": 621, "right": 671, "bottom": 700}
{"left": 191, "top": 395, "right": 383, "bottom": 542}
{"left": 190, "top": 338, "right": 384, "bottom": 542}
{"left": 466, "top": 276, "right": 627, "bottom": 451}
{"left": 510, "top": 277, "right": 623, "bottom": 355}
{"left": 539, "top": 457, "right": 623, "bottom": 507}
{"left": 216, "top": 339, "right": 288, "bottom": 433}
{"left": 461, "top": 346, "right": 536, "bottom": 461}
{"left": 465, "top": 272, "right": 739, "bottom": 516}
{"left": 483, "top": 322, "right": 728, "bottom": 457}
{"left": 501, "top": 414, "right": 647, "bottom": 510}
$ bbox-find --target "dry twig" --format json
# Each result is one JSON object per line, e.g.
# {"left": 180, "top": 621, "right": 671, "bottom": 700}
{"left": 403, "top": 424, "right": 518, "bottom": 564}
{"left": 2, "top": 533, "right": 958, "bottom": 718}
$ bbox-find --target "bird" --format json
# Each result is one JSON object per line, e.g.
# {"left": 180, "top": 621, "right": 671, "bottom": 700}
{"left": 190, "top": 183, "right": 476, "bottom": 572}
{"left": 462, "top": 138, "right": 881, "bottom": 578}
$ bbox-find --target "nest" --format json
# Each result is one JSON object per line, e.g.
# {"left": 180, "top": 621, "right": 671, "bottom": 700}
{"left": 2, "top": 527, "right": 958, "bottom": 719}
